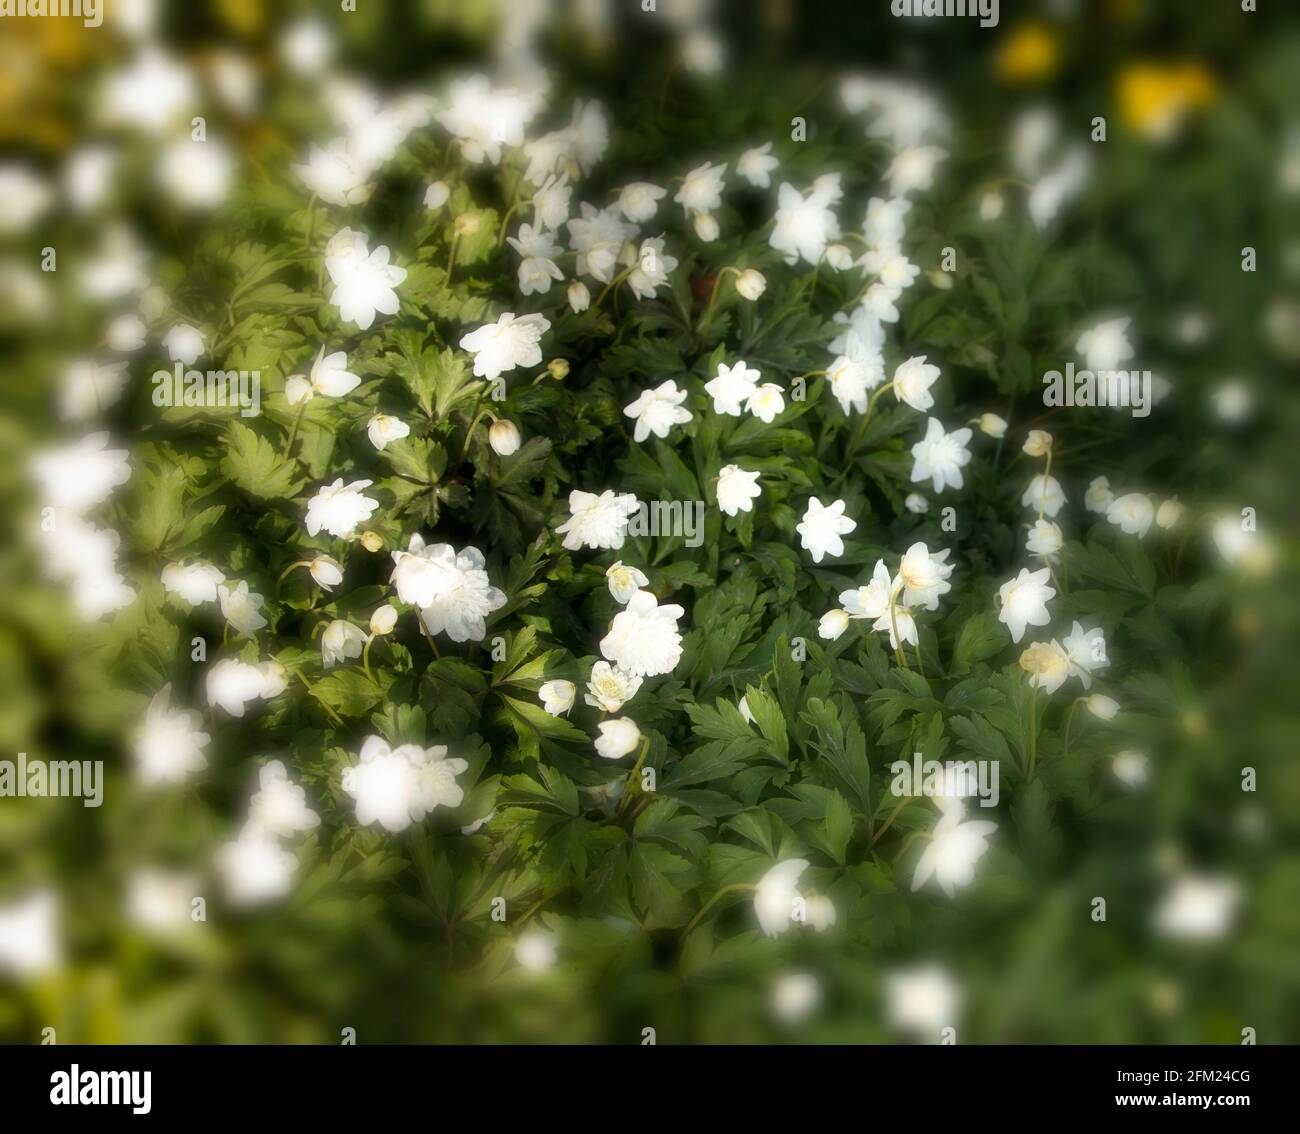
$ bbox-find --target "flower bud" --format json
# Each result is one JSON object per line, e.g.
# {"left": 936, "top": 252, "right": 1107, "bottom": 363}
{"left": 567, "top": 280, "right": 590, "bottom": 313}
{"left": 360, "top": 530, "right": 384, "bottom": 553}
{"left": 1156, "top": 498, "right": 1185, "bottom": 530}
{"left": 548, "top": 358, "right": 570, "bottom": 380}
{"left": 369, "top": 604, "right": 398, "bottom": 636}
{"left": 106, "top": 313, "right": 146, "bottom": 352}
{"left": 454, "top": 211, "right": 480, "bottom": 236}
{"left": 309, "top": 555, "right": 343, "bottom": 591}
{"left": 976, "top": 412, "right": 1007, "bottom": 439}
{"left": 735, "top": 268, "right": 766, "bottom": 301}
{"left": 594, "top": 717, "right": 641, "bottom": 760}
{"left": 693, "top": 213, "right": 720, "bottom": 241}
{"left": 424, "top": 180, "right": 450, "bottom": 210}
{"left": 1022, "top": 429, "right": 1053, "bottom": 458}
{"left": 489, "top": 419, "right": 521, "bottom": 456}
{"left": 824, "top": 244, "right": 853, "bottom": 270}
{"left": 1087, "top": 694, "right": 1120, "bottom": 721}
{"left": 980, "top": 190, "right": 1005, "bottom": 221}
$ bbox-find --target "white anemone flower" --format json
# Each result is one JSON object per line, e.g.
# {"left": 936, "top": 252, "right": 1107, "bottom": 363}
{"left": 796, "top": 497, "right": 856, "bottom": 563}
{"left": 599, "top": 589, "right": 685, "bottom": 678}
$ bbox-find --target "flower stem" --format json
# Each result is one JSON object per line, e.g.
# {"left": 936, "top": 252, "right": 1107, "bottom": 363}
{"left": 1061, "top": 696, "right": 1082, "bottom": 763}
{"left": 283, "top": 401, "right": 307, "bottom": 457}
{"left": 596, "top": 264, "right": 635, "bottom": 307}
{"left": 870, "top": 796, "right": 911, "bottom": 847}
{"left": 417, "top": 616, "right": 441, "bottom": 659}
{"left": 833, "top": 380, "right": 894, "bottom": 486}
{"left": 699, "top": 266, "right": 738, "bottom": 332}
{"left": 617, "top": 735, "right": 652, "bottom": 815}
{"left": 1026, "top": 685, "right": 1040, "bottom": 780}
{"left": 445, "top": 232, "right": 460, "bottom": 279}
{"left": 682, "top": 882, "right": 757, "bottom": 936}
{"left": 361, "top": 634, "right": 376, "bottom": 683}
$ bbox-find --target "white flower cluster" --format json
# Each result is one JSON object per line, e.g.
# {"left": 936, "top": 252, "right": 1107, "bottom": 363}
{"left": 216, "top": 760, "right": 320, "bottom": 908}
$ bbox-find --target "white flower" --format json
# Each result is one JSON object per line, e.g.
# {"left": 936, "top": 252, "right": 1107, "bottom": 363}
{"left": 770, "top": 179, "right": 842, "bottom": 266}
{"left": 841, "top": 559, "right": 895, "bottom": 621}
{"left": 322, "top": 619, "right": 367, "bottom": 667}
{"left": 674, "top": 161, "right": 727, "bottom": 216}
{"left": 705, "top": 360, "right": 761, "bottom": 417}
{"left": 0, "top": 165, "right": 52, "bottom": 233}
{"left": 910, "top": 418, "right": 972, "bottom": 493}
{"left": 128, "top": 868, "right": 199, "bottom": 935}
{"left": 1210, "top": 379, "right": 1252, "bottom": 423}
{"left": 249, "top": 760, "right": 320, "bottom": 837}
{"left": 105, "top": 313, "right": 146, "bottom": 353}
{"left": 860, "top": 249, "right": 920, "bottom": 295}
{"left": 1019, "top": 640, "right": 1071, "bottom": 693}
{"left": 515, "top": 928, "right": 558, "bottom": 972}
{"left": 586, "top": 661, "right": 643, "bottom": 712}
{"left": 539, "top": 680, "right": 576, "bottom": 717}
{"left": 343, "top": 736, "right": 468, "bottom": 833}
{"left": 772, "top": 971, "right": 820, "bottom": 1024}
{"left": 1153, "top": 874, "right": 1241, "bottom": 942}
{"left": 258, "top": 660, "right": 287, "bottom": 700}
{"left": 681, "top": 28, "right": 725, "bottom": 74}
{"left": 507, "top": 224, "right": 565, "bottom": 296}
{"left": 893, "top": 355, "right": 941, "bottom": 412}
{"left": 828, "top": 354, "right": 880, "bottom": 415}
{"left": 976, "top": 412, "right": 1007, "bottom": 439}
{"left": 887, "top": 965, "right": 962, "bottom": 1039}
{"left": 863, "top": 196, "right": 912, "bottom": 250}
{"left": 218, "top": 580, "right": 267, "bottom": 638}
{"left": 1084, "top": 475, "right": 1113, "bottom": 513}
{"left": 367, "top": 413, "right": 410, "bottom": 451}
{"left": 280, "top": 17, "right": 334, "bottom": 74}
{"left": 458, "top": 312, "right": 550, "bottom": 381}
{"left": 624, "top": 379, "right": 692, "bottom": 442}
{"left": 102, "top": 46, "right": 196, "bottom": 134}
{"left": 796, "top": 497, "right": 856, "bottom": 563}
{"left": 606, "top": 561, "right": 649, "bottom": 604}
{"left": 295, "top": 140, "right": 371, "bottom": 206}
{"left": 1112, "top": 751, "right": 1150, "bottom": 788}
{"left": 911, "top": 807, "right": 996, "bottom": 896}
{"left": 735, "top": 268, "right": 766, "bottom": 300}
{"left": 617, "top": 181, "right": 667, "bottom": 223}
{"left": 997, "top": 567, "right": 1055, "bottom": 643}
{"left": 595, "top": 717, "right": 641, "bottom": 760}
{"left": 161, "top": 560, "right": 225, "bottom": 605}
{"left": 305, "top": 478, "right": 378, "bottom": 539}
{"left": 60, "top": 358, "right": 129, "bottom": 421}
{"left": 1022, "top": 429, "right": 1053, "bottom": 458}
{"left": 206, "top": 658, "right": 268, "bottom": 718}
{"left": 746, "top": 382, "right": 786, "bottom": 423}
{"left": 1156, "top": 498, "right": 1185, "bottom": 530}
{"left": 1022, "top": 473, "right": 1066, "bottom": 518}
{"left": 390, "top": 537, "right": 506, "bottom": 642}
{"left": 1087, "top": 694, "right": 1120, "bottom": 720}
{"left": 737, "top": 142, "right": 778, "bottom": 188}
{"left": 1062, "top": 622, "right": 1108, "bottom": 688}
{"left": 1076, "top": 317, "right": 1134, "bottom": 372}
{"left": 164, "top": 323, "right": 204, "bottom": 365}
{"left": 753, "top": 859, "right": 808, "bottom": 937}
{"left": 132, "top": 685, "right": 209, "bottom": 786}
{"left": 600, "top": 590, "right": 685, "bottom": 677}
{"left": 424, "top": 179, "right": 450, "bottom": 210}
{"left": 885, "top": 145, "right": 947, "bottom": 196}
{"left": 567, "top": 279, "right": 591, "bottom": 312}
{"left": 896, "top": 543, "right": 954, "bottom": 611}
{"left": 488, "top": 419, "right": 522, "bottom": 456}
{"left": 873, "top": 601, "right": 918, "bottom": 650}
{"left": 325, "top": 232, "right": 406, "bottom": 330}
{"left": 1025, "top": 519, "right": 1064, "bottom": 562}
{"left": 0, "top": 890, "right": 61, "bottom": 977}
{"left": 627, "top": 237, "right": 679, "bottom": 299}
{"left": 556, "top": 489, "right": 640, "bottom": 551}
{"left": 216, "top": 827, "right": 298, "bottom": 907}
{"left": 905, "top": 492, "right": 929, "bottom": 514}
{"left": 310, "top": 348, "right": 362, "bottom": 397}
{"left": 532, "top": 172, "right": 572, "bottom": 232}
{"left": 1211, "top": 515, "right": 1276, "bottom": 575}
{"left": 825, "top": 243, "right": 853, "bottom": 271}
{"left": 436, "top": 75, "right": 540, "bottom": 165}
{"left": 818, "top": 609, "right": 849, "bottom": 641}
{"left": 980, "top": 190, "right": 1005, "bottom": 221}
{"left": 716, "top": 465, "right": 761, "bottom": 516}
{"left": 566, "top": 203, "right": 636, "bottom": 283}
{"left": 369, "top": 604, "right": 397, "bottom": 636}
{"left": 1107, "top": 492, "right": 1155, "bottom": 538}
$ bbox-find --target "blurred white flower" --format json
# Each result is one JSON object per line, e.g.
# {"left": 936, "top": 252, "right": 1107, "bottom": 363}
{"left": 905, "top": 492, "right": 929, "bottom": 514}
{"left": 295, "top": 141, "right": 373, "bottom": 207}
{"left": 249, "top": 760, "right": 320, "bottom": 837}
{"left": 997, "top": 567, "right": 1055, "bottom": 643}
{"left": 280, "top": 17, "right": 334, "bottom": 75}
{"left": 674, "top": 161, "right": 727, "bottom": 216}
{"left": 1025, "top": 518, "right": 1063, "bottom": 563}
{"left": 424, "top": 180, "right": 450, "bottom": 210}
{"left": 770, "top": 177, "right": 842, "bottom": 266}
{"left": 1076, "top": 317, "right": 1134, "bottom": 372}
{"left": 322, "top": 619, "right": 367, "bottom": 668}
{"left": 367, "top": 414, "right": 410, "bottom": 451}
{"left": 105, "top": 313, "right": 146, "bottom": 352}
{"left": 737, "top": 142, "right": 778, "bottom": 188}
{"left": 885, "top": 145, "right": 947, "bottom": 196}
{"left": 892, "top": 355, "right": 941, "bottom": 412}
{"left": 618, "top": 181, "right": 666, "bottom": 223}
{"left": 626, "top": 236, "right": 678, "bottom": 298}
{"left": 1062, "top": 622, "right": 1108, "bottom": 688}
{"left": 1019, "top": 641, "right": 1071, "bottom": 693}
{"left": 326, "top": 233, "right": 406, "bottom": 330}
{"left": 754, "top": 859, "right": 808, "bottom": 937}
{"left": 216, "top": 827, "right": 297, "bottom": 907}
{"left": 976, "top": 412, "right": 1007, "bottom": 439}
{"left": 887, "top": 964, "right": 962, "bottom": 1039}
{"left": 896, "top": 542, "right": 953, "bottom": 611}
{"left": 1021, "top": 473, "right": 1066, "bottom": 518}
{"left": 1107, "top": 492, "right": 1155, "bottom": 538}
{"left": 515, "top": 928, "right": 558, "bottom": 972}
{"left": 159, "top": 138, "right": 235, "bottom": 210}
{"left": 1154, "top": 874, "right": 1241, "bottom": 942}
{"left": 63, "top": 146, "right": 116, "bottom": 213}
{"left": 218, "top": 581, "right": 267, "bottom": 638}
{"left": 745, "top": 382, "right": 786, "bottom": 423}
{"left": 161, "top": 560, "right": 225, "bottom": 605}
{"left": 30, "top": 432, "right": 130, "bottom": 513}
{"left": 133, "top": 684, "right": 209, "bottom": 786}
{"left": 164, "top": 323, "right": 204, "bottom": 365}
{"left": 437, "top": 75, "right": 540, "bottom": 165}
{"left": 771, "top": 971, "right": 820, "bottom": 1024}
{"left": 0, "top": 890, "right": 61, "bottom": 978}
{"left": 0, "top": 164, "right": 52, "bottom": 232}
{"left": 1084, "top": 475, "right": 1113, "bottom": 513}
{"left": 532, "top": 172, "right": 572, "bottom": 232}
{"left": 102, "top": 46, "right": 195, "bottom": 134}
{"left": 1112, "top": 751, "right": 1150, "bottom": 788}
{"left": 912, "top": 806, "right": 996, "bottom": 896}
{"left": 606, "top": 561, "right": 649, "bottom": 604}
{"left": 1087, "top": 694, "right": 1120, "bottom": 721}
{"left": 128, "top": 868, "right": 199, "bottom": 935}
{"left": 343, "top": 736, "right": 468, "bottom": 833}
{"left": 60, "top": 359, "right": 129, "bottom": 421}
{"left": 390, "top": 537, "right": 505, "bottom": 642}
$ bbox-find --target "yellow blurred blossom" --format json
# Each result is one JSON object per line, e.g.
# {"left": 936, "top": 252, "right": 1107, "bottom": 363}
{"left": 994, "top": 24, "right": 1060, "bottom": 85}
{"left": 1117, "top": 62, "right": 1217, "bottom": 142}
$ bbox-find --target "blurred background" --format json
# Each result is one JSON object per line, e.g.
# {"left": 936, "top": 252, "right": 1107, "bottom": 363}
{"left": 0, "top": 0, "right": 1297, "bottom": 1043}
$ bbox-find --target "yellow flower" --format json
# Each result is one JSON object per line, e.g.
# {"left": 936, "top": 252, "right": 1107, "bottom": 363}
{"left": 1117, "top": 62, "right": 1217, "bottom": 141}
{"left": 995, "top": 24, "right": 1060, "bottom": 85}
